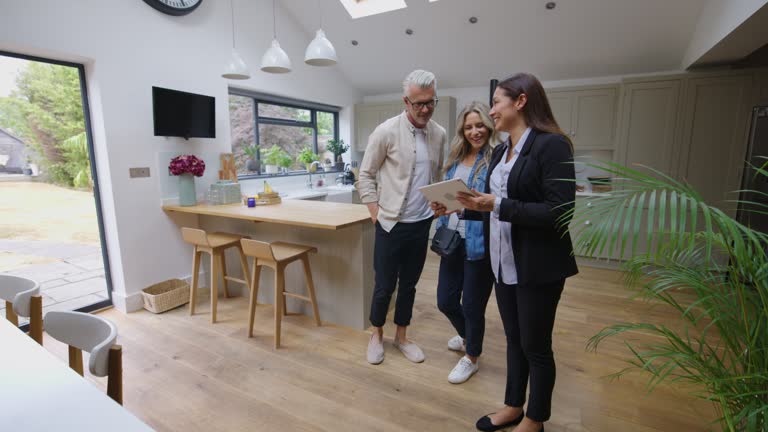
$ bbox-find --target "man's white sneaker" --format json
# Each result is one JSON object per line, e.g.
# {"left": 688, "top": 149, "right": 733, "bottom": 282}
{"left": 447, "top": 335, "right": 465, "bottom": 352}
{"left": 367, "top": 333, "right": 384, "bottom": 365}
{"left": 448, "top": 356, "right": 479, "bottom": 384}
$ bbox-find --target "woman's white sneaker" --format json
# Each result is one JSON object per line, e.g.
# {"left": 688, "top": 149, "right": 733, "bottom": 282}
{"left": 448, "top": 356, "right": 478, "bottom": 384}
{"left": 447, "top": 335, "right": 465, "bottom": 352}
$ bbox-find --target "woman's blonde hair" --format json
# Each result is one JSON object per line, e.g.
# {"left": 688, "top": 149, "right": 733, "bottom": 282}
{"left": 443, "top": 101, "right": 497, "bottom": 179}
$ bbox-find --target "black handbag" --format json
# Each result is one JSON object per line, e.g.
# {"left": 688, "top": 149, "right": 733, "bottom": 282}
{"left": 430, "top": 218, "right": 464, "bottom": 258}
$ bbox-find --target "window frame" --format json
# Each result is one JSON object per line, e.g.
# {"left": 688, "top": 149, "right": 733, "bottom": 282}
{"left": 228, "top": 88, "right": 340, "bottom": 180}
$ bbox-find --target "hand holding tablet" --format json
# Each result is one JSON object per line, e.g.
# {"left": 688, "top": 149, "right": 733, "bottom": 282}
{"left": 419, "top": 178, "right": 478, "bottom": 212}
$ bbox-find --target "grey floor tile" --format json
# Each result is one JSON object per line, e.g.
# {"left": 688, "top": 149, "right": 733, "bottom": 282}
{"left": 44, "top": 277, "right": 108, "bottom": 302}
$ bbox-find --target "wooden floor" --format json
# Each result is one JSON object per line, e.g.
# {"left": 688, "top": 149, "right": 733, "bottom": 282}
{"left": 43, "top": 254, "right": 719, "bottom": 431}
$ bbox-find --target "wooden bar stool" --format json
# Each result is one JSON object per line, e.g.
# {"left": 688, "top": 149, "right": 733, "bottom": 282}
{"left": 0, "top": 274, "right": 43, "bottom": 345}
{"left": 181, "top": 227, "right": 251, "bottom": 323}
{"left": 240, "top": 239, "right": 321, "bottom": 348}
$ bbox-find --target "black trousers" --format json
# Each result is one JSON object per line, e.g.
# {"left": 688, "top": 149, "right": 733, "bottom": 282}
{"left": 437, "top": 254, "right": 494, "bottom": 357}
{"left": 496, "top": 279, "right": 564, "bottom": 423}
{"left": 369, "top": 218, "right": 432, "bottom": 327}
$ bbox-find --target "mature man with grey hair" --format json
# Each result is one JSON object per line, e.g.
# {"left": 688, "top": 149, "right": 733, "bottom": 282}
{"left": 356, "top": 69, "right": 447, "bottom": 365}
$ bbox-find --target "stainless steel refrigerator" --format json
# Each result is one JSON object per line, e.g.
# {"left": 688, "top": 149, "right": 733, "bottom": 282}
{"left": 737, "top": 106, "right": 768, "bottom": 233}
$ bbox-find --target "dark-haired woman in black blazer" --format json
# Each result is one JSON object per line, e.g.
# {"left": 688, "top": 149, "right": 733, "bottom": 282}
{"left": 432, "top": 72, "right": 578, "bottom": 432}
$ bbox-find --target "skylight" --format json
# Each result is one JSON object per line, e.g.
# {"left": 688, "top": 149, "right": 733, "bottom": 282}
{"left": 339, "top": 0, "right": 407, "bottom": 19}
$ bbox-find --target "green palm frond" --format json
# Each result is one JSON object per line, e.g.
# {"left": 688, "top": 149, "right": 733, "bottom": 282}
{"left": 571, "top": 160, "right": 768, "bottom": 432}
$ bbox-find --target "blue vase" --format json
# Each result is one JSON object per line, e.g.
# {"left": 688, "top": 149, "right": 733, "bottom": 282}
{"left": 178, "top": 173, "right": 197, "bottom": 206}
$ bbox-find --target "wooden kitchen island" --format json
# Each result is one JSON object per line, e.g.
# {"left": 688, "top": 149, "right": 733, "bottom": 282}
{"left": 163, "top": 200, "right": 375, "bottom": 330}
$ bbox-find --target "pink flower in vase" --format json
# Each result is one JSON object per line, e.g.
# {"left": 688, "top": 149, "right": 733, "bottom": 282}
{"left": 169, "top": 155, "right": 206, "bottom": 177}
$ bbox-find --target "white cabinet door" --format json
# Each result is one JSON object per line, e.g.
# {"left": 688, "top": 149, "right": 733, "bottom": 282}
{"left": 676, "top": 74, "right": 753, "bottom": 213}
{"left": 353, "top": 105, "right": 380, "bottom": 152}
{"left": 547, "top": 92, "right": 574, "bottom": 138}
{"left": 546, "top": 87, "right": 618, "bottom": 150}
{"left": 617, "top": 79, "right": 682, "bottom": 178}
{"left": 572, "top": 87, "right": 618, "bottom": 149}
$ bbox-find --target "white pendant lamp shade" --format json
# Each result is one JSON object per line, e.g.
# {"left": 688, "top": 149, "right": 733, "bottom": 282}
{"left": 260, "top": 39, "right": 292, "bottom": 73}
{"left": 305, "top": 29, "right": 337, "bottom": 66}
{"left": 222, "top": 0, "right": 250, "bottom": 80}
{"left": 223, "top": 49, "right": 251, "bottom": 80}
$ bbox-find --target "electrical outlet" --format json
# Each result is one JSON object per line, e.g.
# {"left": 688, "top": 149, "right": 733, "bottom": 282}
{"left": 129, "top": 167, "right": 150, "bottom": 178}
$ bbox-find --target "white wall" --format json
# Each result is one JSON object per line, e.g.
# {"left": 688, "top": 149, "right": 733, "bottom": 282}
{"left": 682, "top": 0, "right": 768, "bottom": 67}
{"left": 0, "top": 0, "right": 361, "bottom": 311}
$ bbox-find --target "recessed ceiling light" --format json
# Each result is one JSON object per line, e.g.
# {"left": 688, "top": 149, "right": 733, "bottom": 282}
{"left": 351, "top": 40, "right": 359, "bottom": 46}
{"left": 405, "top": 28, "right": 414, "bottom": 35}
{"left": 545, "top": 2, "right": 556, "bottom": 10}
{"left": 469, "top": 16, "right": 478, "bottom": 24}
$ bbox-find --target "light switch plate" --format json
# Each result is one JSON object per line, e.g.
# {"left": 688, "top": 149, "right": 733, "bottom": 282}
{"left": 129, "top": 167, "right": 150, "bottom": 178}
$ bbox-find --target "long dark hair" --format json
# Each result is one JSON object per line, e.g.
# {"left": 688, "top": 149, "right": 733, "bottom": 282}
{"left": 496, "top": 73, "right": 573, "bottom": 152}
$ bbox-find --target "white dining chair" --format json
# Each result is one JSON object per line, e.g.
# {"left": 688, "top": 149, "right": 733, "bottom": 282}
{"left": 0, "top": 274, "right": 43, "bottom": 344}
{"left": 44, "top": 311, "right": 123, "bottom": 404}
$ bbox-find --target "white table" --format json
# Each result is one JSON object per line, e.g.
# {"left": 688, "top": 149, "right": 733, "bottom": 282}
{"left": 0, "top": 319, "right": 153, "bottom": 431}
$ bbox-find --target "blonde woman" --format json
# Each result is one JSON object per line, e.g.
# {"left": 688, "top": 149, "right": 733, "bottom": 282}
{"left": 435, "top": 102, "right": 497, "bottom": 384}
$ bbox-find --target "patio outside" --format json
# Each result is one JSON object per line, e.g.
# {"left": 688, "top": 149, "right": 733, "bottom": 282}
{"left": 0, "top": 179, "right": 108, "bottom": 324}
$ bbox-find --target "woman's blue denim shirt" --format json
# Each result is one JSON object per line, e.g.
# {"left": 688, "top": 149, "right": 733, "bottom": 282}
{"left": 435, "top": 150, "right": 488, "bottom": 261}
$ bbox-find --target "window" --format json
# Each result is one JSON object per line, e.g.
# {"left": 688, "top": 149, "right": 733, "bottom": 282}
{"left": 228, "top": 89, "right": 340, "bottom": 178}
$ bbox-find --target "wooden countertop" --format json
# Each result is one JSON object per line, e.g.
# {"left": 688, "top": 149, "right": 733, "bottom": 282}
{"left": 162, "top": 200, "right": 371, "bottom": 230}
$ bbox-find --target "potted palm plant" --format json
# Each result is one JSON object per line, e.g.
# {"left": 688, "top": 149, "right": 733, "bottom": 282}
{"left": 326, "top": 139, "right": 349, "bottom": 171}
{"left": 565, "top": 160, "right": 768, "bottom": 432}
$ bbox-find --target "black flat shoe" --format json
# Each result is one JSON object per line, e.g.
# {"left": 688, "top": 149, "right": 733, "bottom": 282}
{"left": 475, "top": 411, "right": 525, "bottom": 431}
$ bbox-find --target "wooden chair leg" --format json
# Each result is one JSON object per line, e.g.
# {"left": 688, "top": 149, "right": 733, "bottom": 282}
{"left": 301, "top": 255, "right": 321, "bottom": 327}
{"left": 274, "top": 265, "right": 285, "bottom": 349}
{"left": 69, "top": 346, "right": 84, "bottom": 376}
{"left": 250, "top": 260, "right": 261, "bottom": 307}
{"left": 6, "top": 300, "right": 18, "bottom": 326}
{"left": 237, "top": 245, "right": 251, "bottom": 297}
{"left": 107, "top": 345, "right": 123, "bottom": 405}
{"left": 29, "top": 295, "right": 43, "bottom": 345}
{"left": 283, "top": 286, "right": 289, "bottom": 317}
{"left": 220, "top": 249, "right": 230, "bottom": 299}
{"left": 190, "top": 248, "right": 201, "bottom": 316}
{"left": 210, "top": 252, "right": 220, "bottom": 324}
{"left": 247, "top": 263, "right": 261, "bottom": 338}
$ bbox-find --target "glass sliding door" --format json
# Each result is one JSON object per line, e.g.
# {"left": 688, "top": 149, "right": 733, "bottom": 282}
{"left": 0, "top": 51, "right": 112, "bottom": 326}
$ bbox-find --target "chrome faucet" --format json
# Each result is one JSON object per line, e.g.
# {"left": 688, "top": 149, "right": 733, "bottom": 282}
{"left": 306, "top": 161, "right": 321, "bottom": 189}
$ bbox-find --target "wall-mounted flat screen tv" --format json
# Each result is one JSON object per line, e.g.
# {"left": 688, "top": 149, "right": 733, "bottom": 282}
{"left": 152, "top": 86, "right": 215, "bottom": 139}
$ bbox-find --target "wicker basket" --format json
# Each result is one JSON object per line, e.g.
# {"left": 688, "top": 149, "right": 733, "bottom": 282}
{"left": 141, "top": 279, "right": 190, "bottom": 313}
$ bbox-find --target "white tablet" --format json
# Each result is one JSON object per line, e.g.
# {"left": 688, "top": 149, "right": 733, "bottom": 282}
{"left": 418, "top": 178, "right": 477, "bottom": 212}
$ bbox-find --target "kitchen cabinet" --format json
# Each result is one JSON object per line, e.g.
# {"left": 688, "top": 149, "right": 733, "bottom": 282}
{"left": 353, "top": 96, "right": 456, "bottom": 152}
{"left": 616, "top": 78, "right": 683, "bottom": 178}
{"left": 676, "top": 74, "right": 753, "bottom": 213}
{"left": 545, "top": 86, "right": 619, "bottom": 150}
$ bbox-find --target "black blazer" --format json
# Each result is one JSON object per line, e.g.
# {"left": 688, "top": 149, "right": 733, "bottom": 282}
{"left": 465, "top": 129, "right": 578, "bottom": 285}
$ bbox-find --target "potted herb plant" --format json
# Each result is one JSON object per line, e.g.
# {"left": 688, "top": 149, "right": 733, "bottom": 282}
{"left": 242, "top": 144, "right": 260, "bottom": 173}
{"left": 326, "top": 139, "right": 349, "bottom": 171}
{"left": 297, "top": 147, "right": 320, "bottom": 173}
{"left": 261, "top": 145, "right": 286, "bottom": 175}
{"left": 277, "top": 151, "right": 293, "bottom": 173}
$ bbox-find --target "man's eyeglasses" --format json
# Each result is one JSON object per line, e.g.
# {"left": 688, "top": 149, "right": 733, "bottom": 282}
{"left": 406, "top": 97, "right": 438, "bottom": 110}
